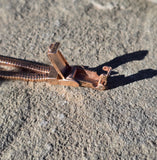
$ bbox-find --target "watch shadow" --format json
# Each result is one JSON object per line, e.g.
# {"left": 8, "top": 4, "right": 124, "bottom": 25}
{"left": 84, "top": 50, "right": 157, "bottom": 89}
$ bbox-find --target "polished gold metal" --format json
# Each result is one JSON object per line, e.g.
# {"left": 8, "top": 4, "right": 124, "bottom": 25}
{"left": 0, "top": 42, "right": 112, "bottom": 90}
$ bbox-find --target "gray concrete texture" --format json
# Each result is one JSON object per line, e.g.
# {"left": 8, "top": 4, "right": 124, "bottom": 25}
{"left": 0, "top": 0, "right": 157, "bottom": 159}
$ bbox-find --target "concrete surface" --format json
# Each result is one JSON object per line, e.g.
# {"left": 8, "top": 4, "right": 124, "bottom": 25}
{"left": 0, "top": 0, "right": 157, "bottom": 159}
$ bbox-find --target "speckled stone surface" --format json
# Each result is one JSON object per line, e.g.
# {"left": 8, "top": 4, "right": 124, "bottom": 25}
{"left": 0, "top": 0, "right": 157, "bottom": 159}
